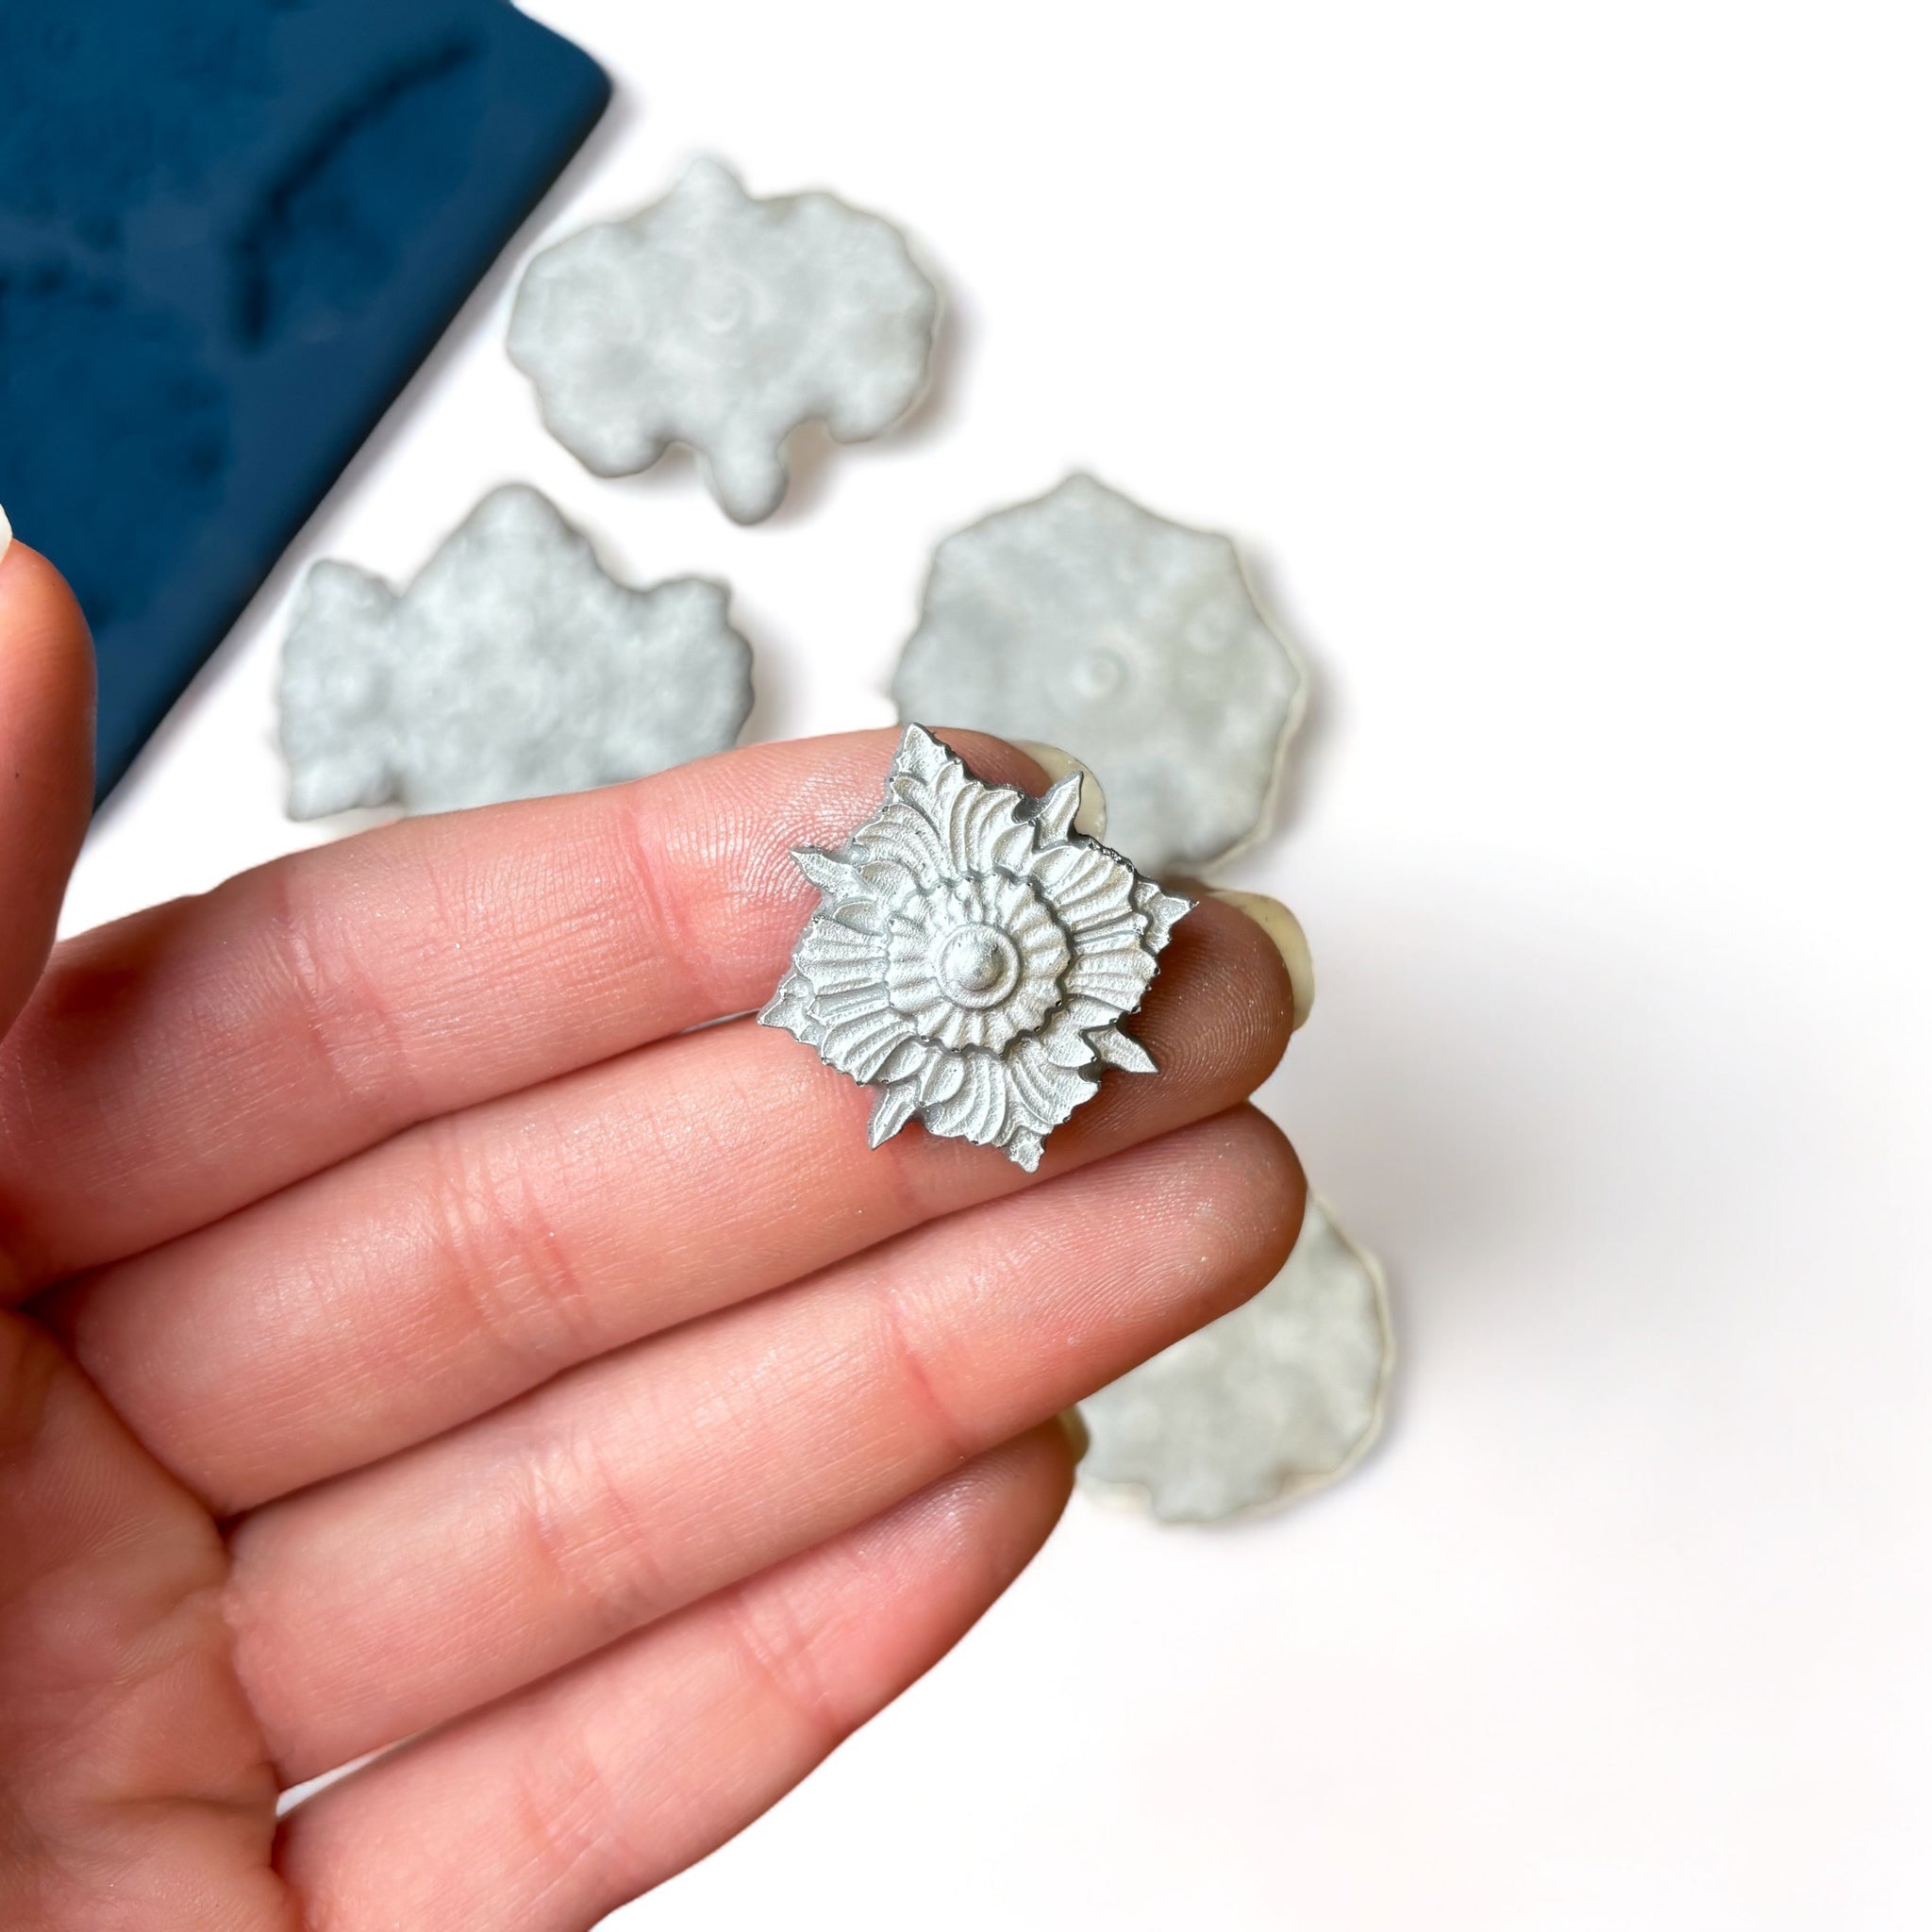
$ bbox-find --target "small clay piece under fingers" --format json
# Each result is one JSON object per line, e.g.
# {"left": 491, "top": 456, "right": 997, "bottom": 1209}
{"left": 1079, "top": 1195, "right": 1391, "bottom": 1523}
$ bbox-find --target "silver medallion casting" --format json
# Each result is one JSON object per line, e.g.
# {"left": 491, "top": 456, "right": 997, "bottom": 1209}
{"left": 760, "top": 724, "right": 1191, "bottom": 1170}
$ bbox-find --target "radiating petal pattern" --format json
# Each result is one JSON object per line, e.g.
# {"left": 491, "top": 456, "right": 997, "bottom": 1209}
{"left": 760, "top": 725, "right": 1189, "bottom": 1167}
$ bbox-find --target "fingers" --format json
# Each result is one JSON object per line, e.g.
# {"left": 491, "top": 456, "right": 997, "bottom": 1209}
{"left": 0, "top": 1313, "right": 290, "bottom": 1932}
{"left": 227, "top": 1109, "right": 1302, "bottom": 1780}
{"left": 0, "top": 729, "right": 1054, "bottom": 1293}
{"left": 276, "top": 1428, "right": 1073, "bottom": 1932}
{"left": 57, "top": 897, "right": 1291, "bottom": 1512}
{"left": 0, "top": 540, "right": 92, "bottom": 1045}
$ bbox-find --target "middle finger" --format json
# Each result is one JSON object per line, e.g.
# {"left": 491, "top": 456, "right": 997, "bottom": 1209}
{"left": 229, "top": 1106, "right": 1304, "bottom": 1783}
{"left": 52, "top": 897, "right": 1291, "bottom": 1512}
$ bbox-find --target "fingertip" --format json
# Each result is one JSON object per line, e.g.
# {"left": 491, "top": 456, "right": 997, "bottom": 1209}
{"left": 1218, "top": 1101, "right": 1310, "bottom": 1287}
{"left": 0, "top": 537, "right": 97, "bottom": 1032}
{"left": 1128, "top": 893, "right": 1296, "bottom": 1100}
{"left": 924, "top": 725, "right": 1053, "bottom": 797}
{"left": 977, "top": 1423, "right": 1078, "bottom": 1566}
{"left": 1112, "top": 1105, "right": 1308, "bottom": 1330}
{"left": 1207, "top": 890, "right": 1315, "bottom": 1032}
{"left": 0, "top": 531, "right": 94, "bottom": 668}
{"left": 0, "top": 538, "right": 97, "bottom": 753}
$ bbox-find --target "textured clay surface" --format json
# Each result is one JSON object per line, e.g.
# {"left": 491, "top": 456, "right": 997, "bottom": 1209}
{"left": 0, "top": 0, "right": 608, "bottom": 800}
{"left": 508, "top": 158, "right": 940, "bottom": 523}
{"left": 279, "top": 484, "right": 752, "bottom": 818}
{"left": 892, "top": 474, "right": 1307, "bottom": 874}
{"left": 1078, "top": 1196, "right": 1391, "bottom": 1523}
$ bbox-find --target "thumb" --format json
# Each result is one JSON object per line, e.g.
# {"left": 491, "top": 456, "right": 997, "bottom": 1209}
{"left": 0, "top": 509, "right": 95, "bottom": 1039}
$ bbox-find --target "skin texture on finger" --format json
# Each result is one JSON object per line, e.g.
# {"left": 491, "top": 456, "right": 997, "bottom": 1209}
{"left": 52, "top": 895, "right": 1291, "bottom": 1514}
{"left": 0, "top": 729, "right": 1052, "bottom": 1296}
{"left": 276, "top": 1427, "right": 1074, "bottom": 1932}
{"left": 0, "top": 543, "right": 92, "bottom": 1049}
{"left": 227, "top": 1109, "right": 1303, "bottom": 1779}
{"left": 0, "top": 1314, "right": 297, "bottom": 1932}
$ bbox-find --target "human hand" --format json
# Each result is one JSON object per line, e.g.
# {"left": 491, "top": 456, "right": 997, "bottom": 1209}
{"left": 0, "top": 537, "right": 1302, "bottom": 1930}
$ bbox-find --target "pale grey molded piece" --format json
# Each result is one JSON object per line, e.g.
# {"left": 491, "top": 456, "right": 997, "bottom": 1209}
{"left": 508, "top": 158, "right": 941, "bottom": 524}
{"left": 1078, "top": 1196, "right": 1391, "bottom": 1524}
{"left": 891, "top": 474, "right": 1307, "bottom": 875}
{"left": 761, "top": 724, "right": 1191, "bottom": 1171}
{"left": 278, "top": 484, "right": 753, "bottom": 819}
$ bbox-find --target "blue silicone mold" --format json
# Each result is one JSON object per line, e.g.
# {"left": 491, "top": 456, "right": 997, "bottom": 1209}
{"left": 0, "top": 0, "right": 609, "bottom": 801}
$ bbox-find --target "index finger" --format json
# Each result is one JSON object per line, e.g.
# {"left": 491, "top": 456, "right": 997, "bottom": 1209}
{"left": 0, "top": 730, "right": 1059, "bottom": 1294}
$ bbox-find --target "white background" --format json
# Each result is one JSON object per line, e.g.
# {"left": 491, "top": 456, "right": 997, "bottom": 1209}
{"left": 60, "top": 3, "right": 1932, "bottom": 1926}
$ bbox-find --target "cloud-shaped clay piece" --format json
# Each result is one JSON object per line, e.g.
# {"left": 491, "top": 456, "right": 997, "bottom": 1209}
{"left": 1078, "top": 1195, "right": 1391, "bottom": 1524}
{"left": 891, "top": 474, "right": 1307, "bottom": 874}
{"left": 507, "top": 158, "right": 940, "bottom": 524}
{"left": 278, "top": 484, "right": 753, "bottom": 819}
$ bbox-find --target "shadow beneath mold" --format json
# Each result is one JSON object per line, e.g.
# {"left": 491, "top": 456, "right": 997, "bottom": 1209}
{"left": 1211, "top": 541, "right": 1340, "bottom": 876}
{"left": 1246, "top": 851, "right": 1837, "bottom": 1535}
{"left": 736, "top": 589, "right": 808, "bottom": 748}
{"left": 310, "top": 76, "right": 641, "bottom": 505}
{"left": 92, "top": 79, "right": 641, "bottom": 837}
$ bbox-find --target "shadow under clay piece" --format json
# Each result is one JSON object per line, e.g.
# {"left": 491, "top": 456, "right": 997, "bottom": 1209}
{"left": 892, "top": 475, "right": 1307, "bottom": 875}
{"left": 279, "top": 484, "right": 752, "bottom": 817}
{"left": 508, "top": 158, "right": 940, "bottom": 524}
{"left": 1079, "top": 1196, "right": 1391, "bottom": 1524}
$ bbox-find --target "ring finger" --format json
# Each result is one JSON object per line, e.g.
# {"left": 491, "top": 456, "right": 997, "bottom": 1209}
{"left": 228, "top": 1106, "right": 1304, "bottom": 1782}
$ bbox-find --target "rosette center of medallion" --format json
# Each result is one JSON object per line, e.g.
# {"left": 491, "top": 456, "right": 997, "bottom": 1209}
{"left": 936, "top": 924, "right": 1020, "bottom": 1008}
{"left": 885, "top": 872, "right": 1072, "bottom": 1055}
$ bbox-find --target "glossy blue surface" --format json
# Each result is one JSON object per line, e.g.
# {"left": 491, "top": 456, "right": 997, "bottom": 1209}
{"left": 0, "top": 0, "right": 609, "bottom": 801}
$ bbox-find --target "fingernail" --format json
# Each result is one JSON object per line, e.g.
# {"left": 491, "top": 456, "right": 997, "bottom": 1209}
{"left": 0, "top": 502, "right": 12, "bottom": 566}
{"left": 1056, "top": 1406, "right": 1091, "bottom": 1465}
{"left": 1012, "top": 741, "right": 1108, "bottom": 840}
{"left": 1210, "top": 890, "right": 1315, "bottom": 1032}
